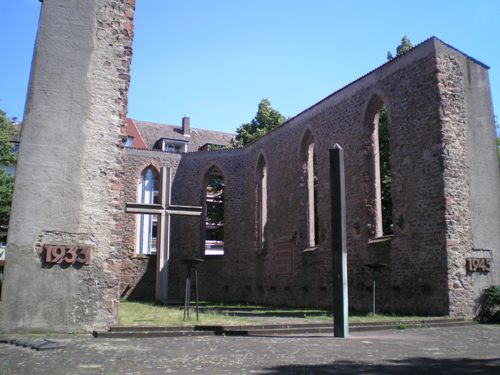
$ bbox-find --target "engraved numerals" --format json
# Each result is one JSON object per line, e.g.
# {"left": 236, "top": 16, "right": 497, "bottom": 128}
{"left": 466, "top": 258, "right": 492, "bottom": 273}
{"left": 44, "top": 244, "right": 91, "bottom": 265}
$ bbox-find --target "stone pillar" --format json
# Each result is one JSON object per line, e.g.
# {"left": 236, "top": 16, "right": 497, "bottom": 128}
{"left": 1, "top": 0, "right": 135, "bottom": 331}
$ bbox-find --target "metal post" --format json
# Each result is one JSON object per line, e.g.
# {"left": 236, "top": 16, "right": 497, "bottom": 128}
{"left": 372, "top": 278, "right": 376, "bottom": 316}
{"left": 365, "top": 263, "right": 386, "bottom": 317}
{"left": 330, "top": 144, "right": 349, "bottom": 338}
{"left": 195, "top": 267, "right": 200, "bottom": 321}
{"left": 182, "top": 258, "right": 204, "bottom": 321}
{"left": 183, "top": 267, "right": 191, "bottom": 320}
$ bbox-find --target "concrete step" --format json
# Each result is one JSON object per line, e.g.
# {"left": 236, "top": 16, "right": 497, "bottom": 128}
{"left": 93, "top": 318, "right": 476, "bottom": 338}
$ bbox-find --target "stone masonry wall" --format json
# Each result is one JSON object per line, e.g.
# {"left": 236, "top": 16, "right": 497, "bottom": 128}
{"left": 78, "top": 0, "right": 136, "bottom": 330}
{"left": 119, "top": 39, "right": 498, "bottom": 317}
{"left": 119, "top": 148, "right": 181, "bottom": 301}
{"left": 435, "top": 43, "right": 500, "bottom": 316}
{"left": 435, "top": 55, "right": 475, "bottom": 316}
{"left": 162, "top": 38, "right": 454, "bottom": 315}
{"left": 1, "top": 0, "right": 135, "bottom": 331}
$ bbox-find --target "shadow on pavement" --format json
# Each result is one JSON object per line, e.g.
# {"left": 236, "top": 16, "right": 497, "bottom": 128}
{"left": 263, "top": 357, "right": 500, "bottom": 374}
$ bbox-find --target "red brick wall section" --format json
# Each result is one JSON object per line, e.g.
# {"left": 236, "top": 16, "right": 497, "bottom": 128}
{"left": 118, "top": 149, "right": 181, "bottom": 300}
{"left": 164, "top": 47, "right": 453, "bottom": 314}
{"left": 436, "top": 55, "right": 475, "bottom": 316}
{"left": 116, "top": 39, "right": 495, "bottom": 317}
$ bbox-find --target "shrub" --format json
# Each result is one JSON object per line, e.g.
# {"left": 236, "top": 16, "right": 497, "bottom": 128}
{"left": 477, "top": 285, "right": 500, "bottom": 323}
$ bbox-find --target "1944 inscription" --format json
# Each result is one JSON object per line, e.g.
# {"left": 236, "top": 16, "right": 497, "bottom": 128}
{"left": 44, "top": 244, "right": 91, "bottom": 265}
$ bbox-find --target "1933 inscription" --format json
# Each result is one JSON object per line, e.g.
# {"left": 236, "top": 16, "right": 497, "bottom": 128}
{"left": 44, "top": 244, "right": 91, "bottom": 265}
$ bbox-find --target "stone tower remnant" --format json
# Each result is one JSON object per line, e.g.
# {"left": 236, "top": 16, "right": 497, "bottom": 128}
{"left": 1, "top": 0, "right": 135, "bottom": 331}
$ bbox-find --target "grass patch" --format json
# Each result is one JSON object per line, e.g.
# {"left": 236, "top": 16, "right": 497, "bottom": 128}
{"left": 120, "top": 301, "right": 443, "bottom": 326}
{"left": 119, "top": 301, "right": 254, "bottom": 327}
{"left": 347, "top": 314, "right": 444, "bottom": 323}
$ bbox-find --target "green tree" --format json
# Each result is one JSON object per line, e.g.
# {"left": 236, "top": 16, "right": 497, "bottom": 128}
{"left": 387, "top": 35, "right": 413, "bottom": 60}
{"left": 0, "top": 110, "right": 17, "bottom": 166}
{"left": 378, "top": 106, "right": 393, "bottom": 234}
{"left": 0, "top": 110, "right": 17, "bottom": 227}
{"left": 233, "top": 99, "right": 287, "bottom": 146}
{"left": 379, "top": 36, "right": 413, "bottom": 234}
{"left": 0, "top": 172, "right": 15, "bottom": 227}
{"left": 206, "top": 169, "right": 224, "bottom": 241}
{"left": 497, "top": 136, "right": 500, "bottom": 166}
{"left": 496, "top": 117, "right": 499, "bottom": 166}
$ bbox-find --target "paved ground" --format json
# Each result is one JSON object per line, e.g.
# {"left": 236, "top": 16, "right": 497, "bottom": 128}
{"left": 0, "top": 325, "right": 499, "bottom": 374}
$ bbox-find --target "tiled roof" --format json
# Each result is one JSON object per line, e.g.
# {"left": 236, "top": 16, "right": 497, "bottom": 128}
{"left": 126, "top": 119, "right": 148, "bottom": 148}
{"left": 129, "top": 118, "right": 234, "bottom": 152}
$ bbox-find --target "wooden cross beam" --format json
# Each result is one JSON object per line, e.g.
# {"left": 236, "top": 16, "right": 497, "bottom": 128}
{"left": 126, "top": 166, "right": 202, "bottom": 304}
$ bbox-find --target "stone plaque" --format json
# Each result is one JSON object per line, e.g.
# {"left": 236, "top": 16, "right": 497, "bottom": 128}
{"left": 44, "top": 244, "right": 91, "bottom": 265}
{"left": 275, "top": 241, "right": 292, "bottom": 275}
{"left": 466, "top": 257, "right": 491, "bottom": 273}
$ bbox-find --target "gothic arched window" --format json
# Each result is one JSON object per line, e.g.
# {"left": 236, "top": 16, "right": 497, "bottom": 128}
{"left": 365, "top": 95, "right": 394, "bottom": 237}
{"left": 256, "top": 155, "right": 268, "bottom": 254}
{"left": 135, "top": 167, "right": 159, "bottom": 254}
{"left": 301, "top": 130, "right": 319, "bottom": 248}
{"left": 204, "top": 166, "right": 225, "bottom": 256}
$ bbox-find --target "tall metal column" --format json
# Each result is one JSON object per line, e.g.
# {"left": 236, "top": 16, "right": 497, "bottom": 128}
{"left": 330, "top": 144, "right": 349, "bottom": 338}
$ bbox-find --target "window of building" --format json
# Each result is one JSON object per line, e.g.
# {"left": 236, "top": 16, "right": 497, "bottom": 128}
{"left": 204, "top": 166, "right": 224, "bottom": 256}
{"left": 256, "top": 155, "right": 268, "bottom": 254}
{"left": 161, "top": 139, "right": 188, "bottom": 153}
{"left": 125, "top": 136, "right": 134, "bottom": 148}
{"left": 135, "top": 167, "right": 159, "bottom": 255}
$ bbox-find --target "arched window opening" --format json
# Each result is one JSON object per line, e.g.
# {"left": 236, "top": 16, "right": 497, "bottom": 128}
{"left": 301, "top": 130, "right": 319, "bottom": 248}
{"left": 307, "top": 142, "right": 319, "bottom": 247}
{"left": 378, "top": 105, "right": 393, "bottom": 235}
{"left": 136, "top": 167, "right": 159, "bottom": 254}
{"left": 256, "top": 156, "right": 268, "bottom": 254}
{"left": 204, "top": 166, "right": 224, "bottom": 255}
{"left": 367, "top": 96, "right": 394, "bottom": 237}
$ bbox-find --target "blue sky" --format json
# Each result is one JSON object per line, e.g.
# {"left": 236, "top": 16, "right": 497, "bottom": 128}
{"left": 1, "top": 0, "right": 499, "bottom": 134}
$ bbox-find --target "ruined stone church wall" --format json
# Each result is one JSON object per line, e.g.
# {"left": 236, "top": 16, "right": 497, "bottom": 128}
{"left": 166, "top": 38, "right": 497, "bottom": 316}
{"left": 168, "top": 149, "right": 251, "bottom": 301}
{"left": 433, "top": 43, "right": 500, "bottom": 316}
{"left": 118, "top": 149, "right": 181, "bottom": 300}
{"left": 1, "top": 0, "right": 136, "bottom": 331}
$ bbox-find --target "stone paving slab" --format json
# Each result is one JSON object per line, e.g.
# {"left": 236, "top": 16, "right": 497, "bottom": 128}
{"left": 0, "top": 325, "right": 499, "bottom": 374}
{"left": 0, "top": 338, "right": 68, "bottom": 351}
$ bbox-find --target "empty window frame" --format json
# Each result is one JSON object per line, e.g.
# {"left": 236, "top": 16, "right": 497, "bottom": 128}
{"left": 135, "top": 167, "right": 159, "bottom": 254}
{"left": 204, "top": 166, "right": 224, "bottom": 255}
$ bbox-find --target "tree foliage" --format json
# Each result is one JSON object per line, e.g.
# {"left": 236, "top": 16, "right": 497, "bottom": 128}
{"left": 477, "top": 285, "right": 500, "bottom": 323}
{"left": 496, "top": 117, "right": 500, "bottom": 166}
{"left": 495, "top": 116, "right": 500, "bottom": 166}
{"left": 0, "top": 172, "right": 15, "bottom": 227}
{"left": 377, "top": 36, "right": 414, "bottom": 234}
{"left": 0, "top": 110, "right": 17, "bottom": 227}
{"left": 0, "top": 110, "right": 17, "bottom": 167}
{"left": 233, "top": 99, "right": 286, "bottom": 147}
{"left": 378, "top": 37, "right": 415, "bottom": 234}
{"left": 387, "top": 35, "right": 414, "bottom": 61}
{"left": 206, "top": 169, "right": 224, "bottom": 240}
{"left": 378, "top": 106, "right": 393, "bottom": 234}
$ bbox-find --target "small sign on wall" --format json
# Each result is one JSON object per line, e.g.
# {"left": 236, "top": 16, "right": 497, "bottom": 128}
{"left": 466, "top": 257, "right": 492, "bottom": 273}
{"left": 44, "top": 244, "right": 91, "bottom": 265}
{"left": 275, "top": 241, "right": 292, "bottom": 275}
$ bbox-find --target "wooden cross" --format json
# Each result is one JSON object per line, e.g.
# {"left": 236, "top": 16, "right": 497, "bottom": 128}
{"left": 126, "top": 166, "right": 202, "bottom": 304}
